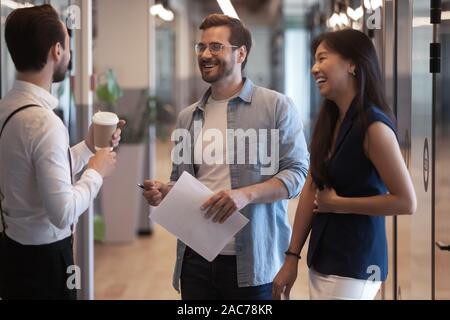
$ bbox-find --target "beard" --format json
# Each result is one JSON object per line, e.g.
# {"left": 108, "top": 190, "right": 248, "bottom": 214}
{"left": 52, "top": 59, "right": 69, "bottom": 83}
{"left": 198, "top": 57, "right": 234, "bottom": 83}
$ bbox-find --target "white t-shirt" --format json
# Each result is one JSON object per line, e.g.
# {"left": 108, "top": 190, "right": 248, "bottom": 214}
{"left": 194, "top": 95, "right": 236, "bottom": 255}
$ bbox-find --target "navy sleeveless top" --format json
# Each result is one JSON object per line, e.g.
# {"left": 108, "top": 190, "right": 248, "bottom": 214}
{"left": 307, "top": 101, "right": 397, "bottom": 281}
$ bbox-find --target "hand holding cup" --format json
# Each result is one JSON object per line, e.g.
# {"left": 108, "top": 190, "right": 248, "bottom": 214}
{"left": 85, "top": 112, "right": 126, "bottom": 152}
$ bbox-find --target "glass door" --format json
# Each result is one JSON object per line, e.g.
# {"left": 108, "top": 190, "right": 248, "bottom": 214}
{"left": 380, "top": 0, "right": 396, "bottom": 300}
{"left": 434, "top": 0, "right": 450, "bottom": 300}
{"left": 396, "top": 0, "right": 434, "bottom": 299}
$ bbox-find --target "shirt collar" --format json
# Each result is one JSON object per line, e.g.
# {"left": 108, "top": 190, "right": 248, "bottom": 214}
{"left": 195, "top": 77, "right": 255, "bottom": 112}
{"left": 13, "top": 80, "right": 59, "bottom": 111}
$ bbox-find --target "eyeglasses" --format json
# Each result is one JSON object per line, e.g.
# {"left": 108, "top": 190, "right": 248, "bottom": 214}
{"left": 195, "top": 42, "right": 239, "bottom": 55}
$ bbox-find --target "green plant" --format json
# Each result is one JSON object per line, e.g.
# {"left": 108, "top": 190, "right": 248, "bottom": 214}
{"left": 119, "top": 91, "right": 159, "bottom": 143}
{"left": 95, "top": 69, "right": 175, "bottom": 143}
{"left": 94, "top": 214, "right": 105, "bottom": 242}
{"left": 96, "top": 69, "right": 123, "bottom": 114}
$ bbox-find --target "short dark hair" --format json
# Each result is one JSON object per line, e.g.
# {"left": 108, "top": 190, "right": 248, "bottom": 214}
{"left": 199, "top": 14, "right": 252, "bottom": 71}
{"left": 5, "top": 4, "right": 66, "bottom": 72}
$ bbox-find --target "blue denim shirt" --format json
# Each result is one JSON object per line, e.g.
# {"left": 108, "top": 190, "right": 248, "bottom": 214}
{"left": 169, "top": 78, "right": 309, "bottom": 291}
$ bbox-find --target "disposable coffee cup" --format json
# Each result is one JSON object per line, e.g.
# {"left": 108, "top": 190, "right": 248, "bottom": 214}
{"left": 92, "top": 111, "right": 119, "bottom": 151}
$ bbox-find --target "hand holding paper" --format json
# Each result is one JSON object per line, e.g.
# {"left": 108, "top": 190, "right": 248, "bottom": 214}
{"left": 201, "top": 189, "right": 251, "bottom": 223}
{"left": 149, "top": 171, "right": 249, "bottom": 262}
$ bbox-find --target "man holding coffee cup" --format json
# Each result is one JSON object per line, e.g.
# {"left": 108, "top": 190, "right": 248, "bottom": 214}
{"left": 0, "top": 5, "right": 124, "bottom": 300}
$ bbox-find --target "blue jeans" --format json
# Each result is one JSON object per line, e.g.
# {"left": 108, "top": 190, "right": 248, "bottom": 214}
{"left": 180, "top": 247, "right": 273, "bottom": 300}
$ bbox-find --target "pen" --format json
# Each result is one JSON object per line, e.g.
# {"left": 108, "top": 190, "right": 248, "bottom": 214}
{"left": 137, "top": 183, "right": 145, "bottom": 190}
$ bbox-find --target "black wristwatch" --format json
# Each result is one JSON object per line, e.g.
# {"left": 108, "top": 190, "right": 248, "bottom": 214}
{"left": 285, "top": 250, "right": 301, "bottom": 260}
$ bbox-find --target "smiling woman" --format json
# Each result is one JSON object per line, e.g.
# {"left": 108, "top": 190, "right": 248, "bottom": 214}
{"left": 273, "top": 29, "right": 417, "bottom": 301}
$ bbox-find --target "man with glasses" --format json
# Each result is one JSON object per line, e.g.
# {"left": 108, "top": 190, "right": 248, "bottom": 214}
{"left": 143, "top": 14, "right": 309, "bottom": 300}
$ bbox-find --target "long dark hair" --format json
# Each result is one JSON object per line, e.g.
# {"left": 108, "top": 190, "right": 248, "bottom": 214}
{"left": 309, "top": 29, "right": 394, "bottom": 189}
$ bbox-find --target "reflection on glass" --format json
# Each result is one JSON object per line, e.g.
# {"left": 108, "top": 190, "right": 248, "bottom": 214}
{"left": 435, "top": 1, "right": 450, "bottom": 300}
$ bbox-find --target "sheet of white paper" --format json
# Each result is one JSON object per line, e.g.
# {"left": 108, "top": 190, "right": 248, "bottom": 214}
{"left": 149, "top": 171, "right": 249, "bottom": 262}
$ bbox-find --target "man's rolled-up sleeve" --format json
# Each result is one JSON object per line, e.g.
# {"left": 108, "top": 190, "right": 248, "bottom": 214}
{"left": 274, "top": 95, "right": 310, "bottom": 199}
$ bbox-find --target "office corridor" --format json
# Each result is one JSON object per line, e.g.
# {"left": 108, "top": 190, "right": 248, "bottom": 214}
{"left": 1, "top": 0, "right": 450, "bottom": 301}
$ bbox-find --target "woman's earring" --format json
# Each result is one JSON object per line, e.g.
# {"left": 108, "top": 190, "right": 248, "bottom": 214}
{"left": 350, "top": 70, "right": 356, "bottom": 76}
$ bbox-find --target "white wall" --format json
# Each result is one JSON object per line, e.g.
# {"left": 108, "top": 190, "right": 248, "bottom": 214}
{"left": 94, "top": 0, "right": 149, "bottom": 89}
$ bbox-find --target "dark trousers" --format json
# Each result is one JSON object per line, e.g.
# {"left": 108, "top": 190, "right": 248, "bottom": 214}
{"left": 180, "top": 247, "right": 273, "bottom": 300}
{"left": 0, "top": 233, "right": 77, "bottom": 300}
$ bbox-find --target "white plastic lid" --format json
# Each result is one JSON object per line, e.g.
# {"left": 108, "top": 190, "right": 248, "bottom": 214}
{"left": 92, "top": 111, "right": 119, "bottom": 126}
